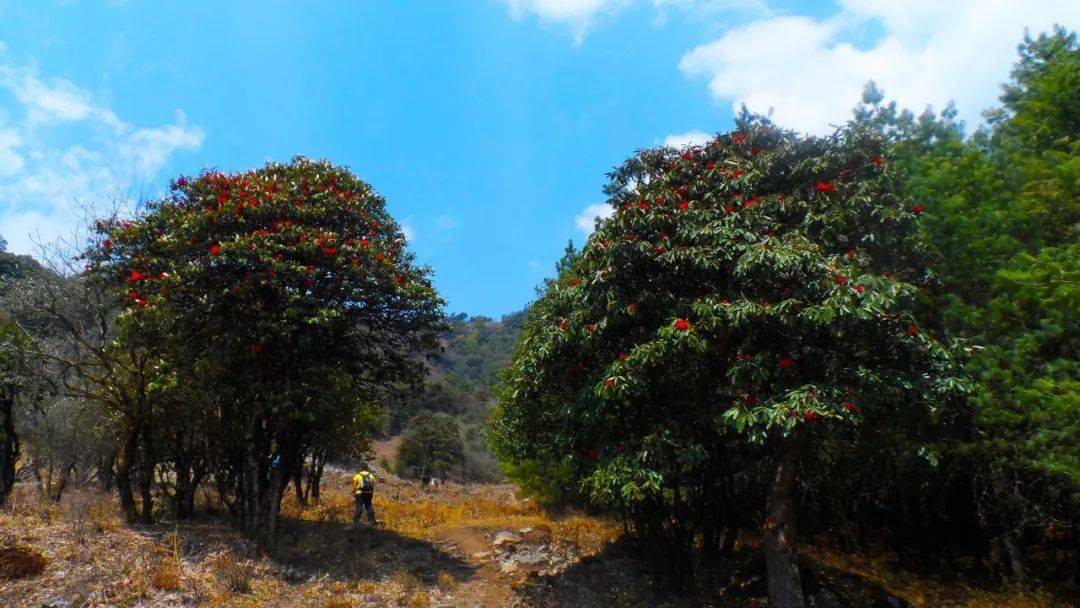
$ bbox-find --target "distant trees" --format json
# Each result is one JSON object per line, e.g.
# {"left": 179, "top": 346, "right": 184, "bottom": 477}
{"left": 81, "top": 157, "right": 442, "bottom": 543}
{"left": 491, "top": 116, "right": 968, "bottom": 605}
{"left": 397, "top": 411, "right": 465, "bottom": 481}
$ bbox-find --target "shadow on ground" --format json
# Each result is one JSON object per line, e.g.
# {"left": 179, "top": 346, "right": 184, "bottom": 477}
{"left": 274, "top": 518, "right": 477, "bottom": 586}
{"left": 512, "top": 536, "right": 930, "bottom": 608}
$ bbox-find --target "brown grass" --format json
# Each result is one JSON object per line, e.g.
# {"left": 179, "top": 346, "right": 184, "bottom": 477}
{"left": 209, "top": 551, "right": 254, "bottom": 594}
{"left": 0, "top": 544, "right": 47, "bottom": 580}
{"left": 150, "top": 559, "right": 183, "bottom": 590}
{"left": 806, "top": 546, "right": 1074, "bottom": 608}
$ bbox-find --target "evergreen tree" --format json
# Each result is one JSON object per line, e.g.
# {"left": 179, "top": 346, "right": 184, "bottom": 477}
{"left": 492, "top": 115, "right": 967, "bottom": 606}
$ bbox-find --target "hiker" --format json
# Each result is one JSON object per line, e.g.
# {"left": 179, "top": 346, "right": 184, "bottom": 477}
{"left": 352, "top": 465, "right": 378, "bottom": 524}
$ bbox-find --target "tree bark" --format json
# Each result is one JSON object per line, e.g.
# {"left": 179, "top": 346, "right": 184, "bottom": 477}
{"left": 0, "top": 390, "right": 19, "bottom": 507}
{"left": 137, "top": 432, "right": 155, "bottom": 524}
{"left": 764, "top": 451, "right": 806, "bottom": 608}
{"left": 116, "top": 427, "right": 139, "bottom": 522}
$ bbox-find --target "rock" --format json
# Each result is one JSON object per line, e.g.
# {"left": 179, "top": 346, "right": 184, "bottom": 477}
{"left": 518, "top": 527, "right": 533, "bottom": 534}
{"left": 509, "top": 546, "right": 547, "bottom": 566}
{"left": 40, "top": 600, "right": 73, "bottom": 608}
{"left": 492, "top": 531, "right": 522, "bottom": 546}
{"left": 500, "top": 561, "right": 519, "bottom": 573}
{"left": 470, "top": 551, "right": 491, "bottom": 560}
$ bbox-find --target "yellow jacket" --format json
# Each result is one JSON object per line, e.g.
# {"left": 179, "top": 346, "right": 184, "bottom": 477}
{"left": 353, "top": 471, "right": 376, "bottom": 495}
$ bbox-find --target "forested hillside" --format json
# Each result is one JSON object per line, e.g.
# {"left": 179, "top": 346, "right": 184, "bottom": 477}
{"left": 386, "top": 311, "right": 524, "bottom": 482}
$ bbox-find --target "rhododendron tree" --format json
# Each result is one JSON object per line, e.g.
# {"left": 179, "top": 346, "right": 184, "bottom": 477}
{"left": 491, "top": 116, "right": 966, "bottom": 606}
{"left": 87, "top": 157, "right": 443, "bottom": 545}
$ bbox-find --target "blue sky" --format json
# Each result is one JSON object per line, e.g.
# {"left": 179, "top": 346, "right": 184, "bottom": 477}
{"left": 1, "top": 1, "right": 1076, "bottom": 316}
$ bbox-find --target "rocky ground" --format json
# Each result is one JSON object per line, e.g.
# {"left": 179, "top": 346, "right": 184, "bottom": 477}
{"left": 0, "top": 467, "right": 1073, "bottom": 607}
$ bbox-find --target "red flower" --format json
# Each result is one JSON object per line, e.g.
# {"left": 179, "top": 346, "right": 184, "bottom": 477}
{"left": 908, "top": 325, "right": 919, "bottom": 335}
{"left": 674, "top": 319, "right": 691, "bottom": 331}
{"left": 303, "top": 278, "right": 313, "bottom": 287}
{"left": 725, "top": 205, "right": 735, "bottom": 213}
{"left": 681, "top": 151, "right": 692, "bottom": 160}
{"left": 912, "top": 205, "right": 924, "bottom": 214}
{"left": 761, "top": 300, "right": 770, "bottom": 307}
{"left": 129, "top": 270, "right": 143, "bottom": 282}
{"left": 570, "top": 278, "right": 580, "bottom": 286}
{"left": 678, "top": 202, "right": 689, "bottom": 211}
{"left": 834, "top": 276, "right": 847, "bottom": 285}
{"left": 559, "top": 321, "right": 569, "bottom": 331}
{"left": 251, "top": 344, "right": 263, "bottom": 354}
{"left": 751, "top": 146, "right": 763, "bottom": 155}
{"left": 209, "top": 244, "right": 221, "bottom": 255}
{"left": 395, "top": 275, "right": 406, "bottom": 285}
{"left": 745, "top": 395, "right": 758, "bottom": 406}
{"left": 803, "top": 411, "right": 818, "bottom": 422}
{"left": 627, "top": 303, "right": 638, "bottom": 313}
{"left": 846, "top": 250, "right": 856, "bottom": 259}
{"left": 588, "top": 324, "right": 596, "bottom": 333}
{"left": 605, "top": 378, "right": 616, "bottom": 387}
{"left": 855, "top": 284, "right": 865, "bottom": 294}
{"left": 778, "top": 358, "right": 794, "bottom": 368}
{"left": 732, "top": 133, "right": 747, "bottom": 144}
{"left": 843, "top": 401, "right": 860, "bottom": 413}
{"left": 706, "top": 162, "right": 716, "bottom": 170}
{"left": 306, "top": 264, "right": 316, "bottom": 272}
{"left": 618, "top": 353, "right": 628, "bottom": 361}
{"left": 583, "top": 448, "right": 599, "bottom": 461}
{"left": 870, "top": 156, "right": 883, "bottom": 165}
{"left": 816, "top": 182, "right": 836, "bottom": 192}
{"left": 637, "top": 201, "right": 649, "bottom": 210}
{"left": 103, "top": 239, "right": 112, "bottom": 249}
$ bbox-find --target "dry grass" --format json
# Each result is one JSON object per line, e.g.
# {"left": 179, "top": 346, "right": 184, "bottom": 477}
{"left": 209, "top": 550, "right": 254, "bottom": 594}
{"left": 0, "top": 544, "right": 47, "bottom": 580}
{"left": 149, "top": 559, "right": 183, "bottom": 591}
{"left": 806, "top": 546, "right": 1075, "bottom": 608}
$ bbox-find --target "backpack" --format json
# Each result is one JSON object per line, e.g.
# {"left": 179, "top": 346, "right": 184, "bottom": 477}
{"left": 357, "top": 472, "right": 375, "bottom": 493}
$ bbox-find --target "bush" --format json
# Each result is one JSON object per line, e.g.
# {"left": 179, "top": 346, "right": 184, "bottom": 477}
{"left": 397, "top": 412, "right": 465, "bottom": 481}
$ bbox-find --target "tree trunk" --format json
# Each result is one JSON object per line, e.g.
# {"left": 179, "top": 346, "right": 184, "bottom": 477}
{"left": 0, "top": 390, "right": 19, "bottom": 507}
{"left": 116, "top": 427, "right": 139, "bottom": 522}
{"left": 1002, "top": 531, "right": 1027, "bottom": 586}
{"left": 764, "top": 451, "right": 806, "bottom": 608}
{"left": 137, "top": 433, "right": 155, "bottom": 524}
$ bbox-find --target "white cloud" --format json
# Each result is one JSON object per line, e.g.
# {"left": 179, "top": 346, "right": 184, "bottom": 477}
{"left": 575, "top": 202, "right": 615, "bottom": 234}
{"left": 501, "top": 0, "right": 630, "bottom": 42}
{"left": 0, "top": 62, "right": 204, "bottom": 255}
{"left": 499, "top": 0, "right": 766, "bottom": 42}
{"left": 663, "top": 130, "right": 712, "bottom": 148}
{"left": 678, "top": 1, "right": 1080, "bottom": 134}
{"left": 435, "top": 215, "right": 458, "bottom": 230}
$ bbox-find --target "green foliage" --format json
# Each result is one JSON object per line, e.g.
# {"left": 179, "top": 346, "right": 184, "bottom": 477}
{"left": 397, "top": 411, "right": 465, "bottom": 480}
{"left": 85, "top": 157, "right": 444, "bottom": 539}
{"left": 491, "top": 112, "right": 967, "bottom": 575}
